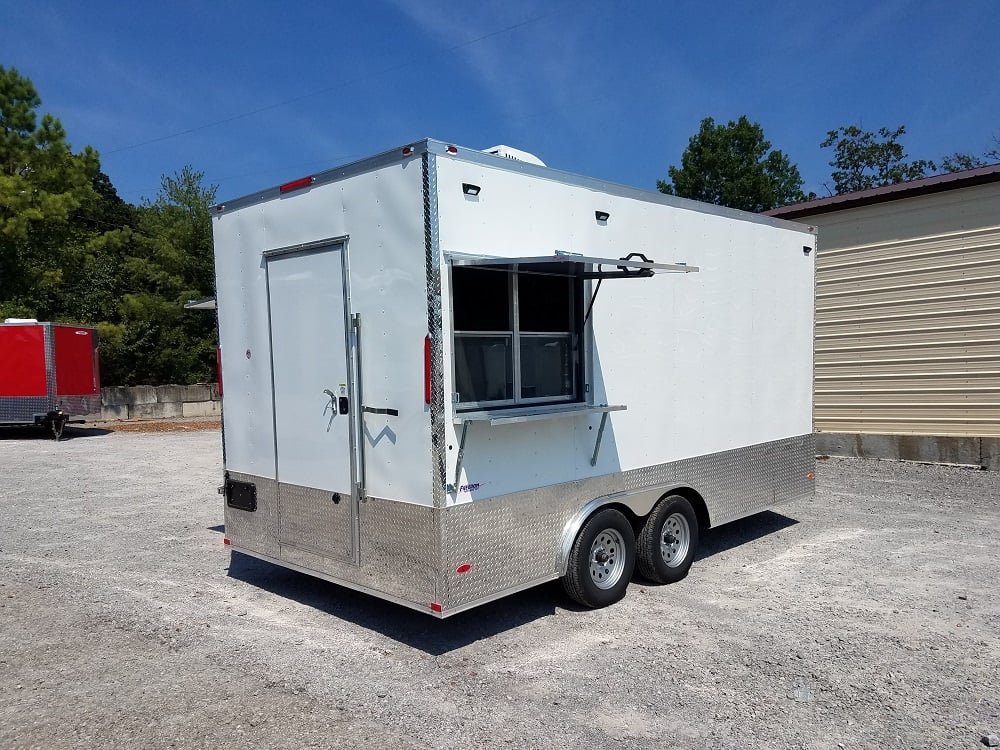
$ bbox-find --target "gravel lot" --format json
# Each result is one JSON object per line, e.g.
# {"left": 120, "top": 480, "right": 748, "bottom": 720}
{"left": 1, "top": 426, "right": 998, "bottom": 749}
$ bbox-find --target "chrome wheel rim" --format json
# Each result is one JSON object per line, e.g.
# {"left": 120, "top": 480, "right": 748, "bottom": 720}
{"left": 589, "top": 528, "right": 627, "bottom": 589}
{"left": 660, "top": 512, "right": 691, "bottom": 568}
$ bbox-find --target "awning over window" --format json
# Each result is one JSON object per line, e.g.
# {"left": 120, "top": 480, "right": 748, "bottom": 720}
{"left": 447, "top": 252, "right": 699, "bottom": 280}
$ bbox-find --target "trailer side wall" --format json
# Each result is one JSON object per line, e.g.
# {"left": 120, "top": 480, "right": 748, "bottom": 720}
{"left": 435, "top": 155, "right": 815, "bottom": 504}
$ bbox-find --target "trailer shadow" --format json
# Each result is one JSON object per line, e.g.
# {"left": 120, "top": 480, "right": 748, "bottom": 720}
{"left": 695, "top": 510, "right": 799, "bottom": 562}
{"left": 0, "top": 425, "right": 113, "bottom": 441}
{"left": 224, "top": 511, "right": 797, "bottom": 654}
{"left": 226, "top": 552, "right": 559, "bottom": 655}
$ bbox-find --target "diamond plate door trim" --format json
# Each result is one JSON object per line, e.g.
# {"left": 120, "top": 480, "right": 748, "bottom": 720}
{"left": 422, "top": 152, "right": 448, "bottom": 509}
{"left": 277, "top": 481, "right": 354, "bottom": 562}
{"left": 43, "top": 323, "right": 57, "bottom": 405}
{"left": 278, "top": 495, "right": 439, "bottom": 607}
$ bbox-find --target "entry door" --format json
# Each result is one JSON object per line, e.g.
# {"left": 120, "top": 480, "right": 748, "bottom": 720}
{"left": 266, "top": 244, "right": 356, "bottom": 563}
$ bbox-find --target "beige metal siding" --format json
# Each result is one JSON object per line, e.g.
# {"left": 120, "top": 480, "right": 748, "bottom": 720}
{"left": 811, "top": 183, "right": 1000, "bottom": 437}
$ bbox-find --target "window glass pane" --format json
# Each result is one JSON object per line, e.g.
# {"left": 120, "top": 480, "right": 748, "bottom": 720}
{"left": 455, "top": 334, "right": 513, "bottom": 403}
{"left": 518, "top": 272, "right": 572, "bottom": 332}
{"left": 520, "top": 335, "right": 574, "bottom": 399}
{"left": 452, "top": 267, "right": 511, "bottom": 331}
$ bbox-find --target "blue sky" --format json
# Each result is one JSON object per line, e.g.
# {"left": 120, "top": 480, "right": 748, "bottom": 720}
{"left": 3, "top": 0, "right": 998, "bottom": 205}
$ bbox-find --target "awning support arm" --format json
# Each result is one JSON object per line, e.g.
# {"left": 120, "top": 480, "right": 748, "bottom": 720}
{"left": 449, "top": 420, "right": 470, "bottom": 494}
{"left": 583, "top": 275, "right": 603, "bottom": 326}
{"left": 590, "top": 411, "right": 610, "bottom": 466}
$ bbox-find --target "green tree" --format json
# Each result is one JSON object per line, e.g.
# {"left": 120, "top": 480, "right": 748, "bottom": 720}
{"left": 821, "top": 125, "right": 935, "bottom": 194}
{"left": 98, "top": 166, "right": 218, "bottom": 385}
{"left": 0, "top": 67, "right": 220, "bottom": 387}
{"left": 0, "top": 65, "right": 101, "bottom": 319}
{"left": 658, "top": 116, "right": 808, "bottom": 212}
{"left": 940, "top": 133, "right": 1000, "bottom": 173}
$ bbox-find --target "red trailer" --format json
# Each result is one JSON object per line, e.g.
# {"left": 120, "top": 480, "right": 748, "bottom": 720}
{"left": 0, "top": 319, "right": 101, "bottom": 439}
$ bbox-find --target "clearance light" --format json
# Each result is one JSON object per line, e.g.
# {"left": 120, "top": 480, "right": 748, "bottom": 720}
{"left": 806, "top": 473, "right": 815, "bottom": 480}
{"left": 223, "top": 537, "right": 232, "bottom": 546}
{"left": 430, "top": 602, "right": 443, "bottom": 613}
{"left": 456, "top": 564, "right": 472, "bottom": 574}
{"left": 402, "top": 146, "right": 414, "bottom": 156}
{"left": 214, "top": 204, "right": 225, "bottom": 212}
{"left": 446, "top": 145, "right": 458, "bottom": 154}
{"left": 424, "top": 335, "right": 432, "bottom": 404}
{"left": 216, "top": 347, "right": 223, "bottom": 397}
{"left": 279, "top": 176, "right": 315, "bottom": 193}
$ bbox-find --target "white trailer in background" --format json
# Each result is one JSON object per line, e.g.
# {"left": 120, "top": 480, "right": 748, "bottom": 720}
{"left": 210, "top": 139, "right": 816, "bottom": 617}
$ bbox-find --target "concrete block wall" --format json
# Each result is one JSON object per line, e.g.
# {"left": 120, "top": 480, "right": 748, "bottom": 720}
{"left": 817, "top": 432, "right": 999, "bottom": 471}
{"left": 96, "top": 384, "right": 221, "bottom": 421}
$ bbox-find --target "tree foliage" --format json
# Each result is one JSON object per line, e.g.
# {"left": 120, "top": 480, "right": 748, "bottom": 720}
{"left": 0, "top": 67, "right": 218, "bottom": 386}
{"left": 658, "top": 116, "right": 808, "bottom": 213}
{"left": 821, "top": 125, "right": 935, "bottom": 194}
{"left": 940, "top": 134, "right": 1000, "bottom": 173}
{"left": 0, "top": 65, "right": 102, "bottom": 319}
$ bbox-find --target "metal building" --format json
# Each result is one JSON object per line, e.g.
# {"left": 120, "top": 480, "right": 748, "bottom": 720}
{"left": 768, "top": 165, "right": 1000, "bottom": 468}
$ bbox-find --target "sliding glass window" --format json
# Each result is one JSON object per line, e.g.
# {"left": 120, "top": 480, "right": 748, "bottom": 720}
{"left": 453, "top": 265, "right": 580, "bottom": 410}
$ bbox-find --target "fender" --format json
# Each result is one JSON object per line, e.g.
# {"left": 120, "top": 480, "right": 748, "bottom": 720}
{"left": 557, "top": 482, "right": 701, "bottom": 575}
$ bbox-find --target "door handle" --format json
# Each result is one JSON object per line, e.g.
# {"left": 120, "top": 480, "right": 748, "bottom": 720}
{"left": 323, "top": 389, "right": 337, "bottom": 416}
{"left": 362, "top": 406, "right": 399, "bottom": 417}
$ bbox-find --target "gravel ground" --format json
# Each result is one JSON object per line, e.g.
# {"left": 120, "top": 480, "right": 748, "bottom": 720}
{"left": 1, "top": 427, "right": 998, "bottom": 749}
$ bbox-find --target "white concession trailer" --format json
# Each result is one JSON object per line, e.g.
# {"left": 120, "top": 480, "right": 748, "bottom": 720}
{"left": 211, "top": 139, "right": 816, "bottom": 617}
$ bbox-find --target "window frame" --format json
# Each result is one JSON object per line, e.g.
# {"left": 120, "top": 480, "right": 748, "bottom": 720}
{"left": 450, "top": 265, "right": 584, "bottom": 412}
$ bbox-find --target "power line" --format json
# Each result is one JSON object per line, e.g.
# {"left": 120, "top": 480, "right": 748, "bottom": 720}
{"left": 104, "top": 10, "right": 563, "bottom": 156}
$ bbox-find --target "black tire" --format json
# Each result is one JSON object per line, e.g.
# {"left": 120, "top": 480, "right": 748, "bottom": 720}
{"left": 561, "top": 508, "right": 636, "bottom": 608}
{"left": 637, "top": 494, "right": 699, "bottom": 584}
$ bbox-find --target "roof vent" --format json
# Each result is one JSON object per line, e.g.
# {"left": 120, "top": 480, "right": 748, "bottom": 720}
{"left": 483, "top": 145, "right": 546, "bottom": 167}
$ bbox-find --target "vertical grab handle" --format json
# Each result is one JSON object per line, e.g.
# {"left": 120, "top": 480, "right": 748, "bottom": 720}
{"left": 352, "top": 313, "right": 366, "bottom": 498}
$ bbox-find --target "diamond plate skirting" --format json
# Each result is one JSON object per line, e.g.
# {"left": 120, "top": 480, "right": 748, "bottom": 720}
{"left": 224, "top": 471, "right": 279, "bottom": 557}
{"left": 437, "top": 433, "right": 815, "bottom": 612}
{"left": 623, "top": 433, "right": 816, "bottom": 526}
{"left": 0, "top": 396, "right": 52, "bottom": 424}
{"left": 225, "top": 434, "right": 814, "bottom": 615}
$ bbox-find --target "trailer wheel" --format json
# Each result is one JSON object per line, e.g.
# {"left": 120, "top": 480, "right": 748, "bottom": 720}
{"left": 562, "top": 508, "right": 636, "bottom": 608}
{"left": 637, "top": 494, "right": 699, "bottom": 584}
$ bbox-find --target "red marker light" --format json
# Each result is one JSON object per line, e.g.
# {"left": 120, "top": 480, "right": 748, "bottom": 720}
{"left": 456, "top": 564, "right": 472, "bottom": 574}
{"left": 216, "top": 347, "right": 223, "bottom": 397}
{"left": 402, "top": 146, "right": 414, "bottom": 156}
{"left": 424, "top": 335, "right": 432, "bottom": 404}
{"left": 223, "top": 537, "right": 231, "bottom": 546}
{"left": 446, "top": 145, "right": 458, "bottom": 154}
{"left": 806, "top": 473, "right": 815, "bottom": 480}
{"left": 430, "top": 602, "right": 443, "bottom": 613}
{"left": 279, "top": 176, "right": 315, "bottom": 193}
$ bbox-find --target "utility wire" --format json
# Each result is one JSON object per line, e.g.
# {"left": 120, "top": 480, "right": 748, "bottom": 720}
{"left": 104, "top": 10, "right": 563, "bottom": 156}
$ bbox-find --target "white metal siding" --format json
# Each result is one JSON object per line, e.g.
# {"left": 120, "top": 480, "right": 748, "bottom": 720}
{"left": 811, "top": 183, "right": 1000, "bottom": 437}
{"left": 435, "top": 156, "right": 816, "bottom": 501}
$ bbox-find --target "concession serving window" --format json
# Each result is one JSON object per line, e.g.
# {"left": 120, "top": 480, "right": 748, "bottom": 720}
{"left": 445, "top": 252, "right": 699, "bottom": 491}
